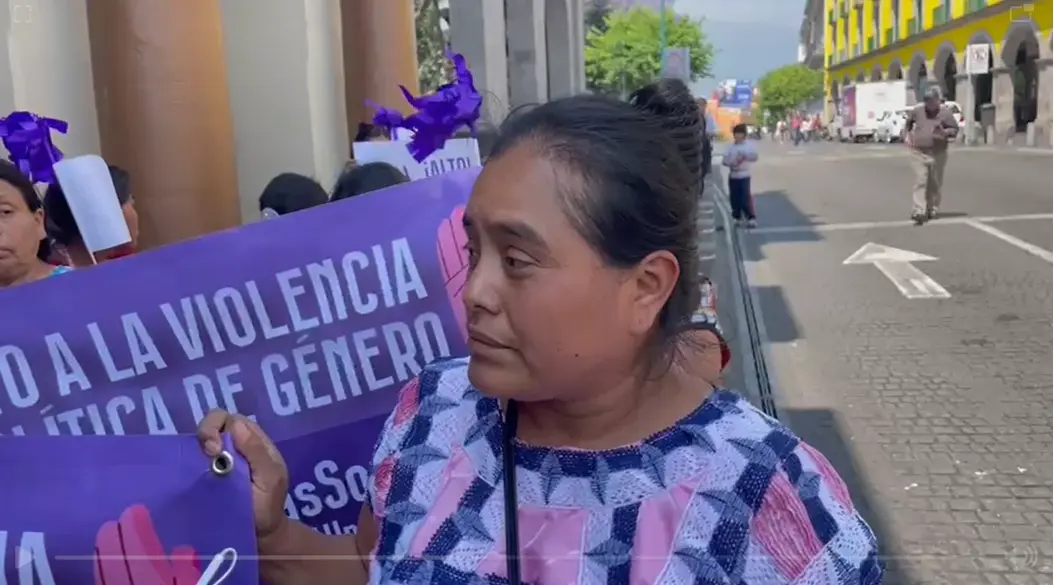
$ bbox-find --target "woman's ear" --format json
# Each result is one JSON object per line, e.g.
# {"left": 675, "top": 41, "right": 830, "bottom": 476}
{"left": 32, "top": 208, "right": 45, "bottom": 240}
{"left": 628, "top": 250, "right": 680, "bottom": 335}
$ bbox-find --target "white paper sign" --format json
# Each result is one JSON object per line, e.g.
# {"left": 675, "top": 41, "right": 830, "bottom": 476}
{"left": 965, "top": 43, "right": 990, "bottom": 76}
{"left": 353, "top": 138, "right": 482, "bottom": 181}
{"left": 51, "top": 155, "right": 130, "bottom": 253}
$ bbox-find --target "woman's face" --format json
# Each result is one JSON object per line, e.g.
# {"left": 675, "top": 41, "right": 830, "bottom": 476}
{"left": 462, "top": 145, "right": 670, "bottom": 401}
{"left": 0, "top": 181, "right": 45, "bottom": 283}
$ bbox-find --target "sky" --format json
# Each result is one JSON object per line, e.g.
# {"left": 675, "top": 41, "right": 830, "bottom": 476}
{"left": 624, "top": 0, "right": 808, "bottom": 97}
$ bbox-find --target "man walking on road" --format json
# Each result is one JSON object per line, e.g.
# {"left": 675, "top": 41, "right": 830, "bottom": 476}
{"left": 905, "top": 86, "right": 959, "bottom": 224}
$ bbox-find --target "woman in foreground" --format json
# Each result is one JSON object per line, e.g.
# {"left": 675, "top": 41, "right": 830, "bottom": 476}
{"left": 199, "top": 95, "right": 882, "bottom": 585}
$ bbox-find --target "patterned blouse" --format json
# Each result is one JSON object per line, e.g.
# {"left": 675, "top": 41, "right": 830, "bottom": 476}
{"left": 366, "top": 359, "right": 882, "bottom": 584}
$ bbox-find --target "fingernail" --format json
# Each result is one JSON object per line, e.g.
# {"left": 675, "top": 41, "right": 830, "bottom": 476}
{"left": 204, "top": 439, "right": 221, "bottom": 455}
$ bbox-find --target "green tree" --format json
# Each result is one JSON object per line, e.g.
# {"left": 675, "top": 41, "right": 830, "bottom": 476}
{"left": 415, "top": 0, "right": 450, "bottom": 92}
{"left": 585, "top": 7, "right": 714, "bottom": 96}
{"left": 755, "top": 64, "right": 824, "bottom": 121}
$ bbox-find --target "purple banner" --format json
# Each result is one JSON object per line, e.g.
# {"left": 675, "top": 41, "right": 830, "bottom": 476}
{"left": 0, "top": 434, "right": 257, "bottom": 584}
{"left": 0, "top": 169, "right": 476, "bottom": 535}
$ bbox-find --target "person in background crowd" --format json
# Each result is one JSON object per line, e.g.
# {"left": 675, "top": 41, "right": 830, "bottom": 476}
{"left": 197, "top": 95, "right": 880, "bottom": 585}
{"left": 258, "top": 172, "right": 329, "bottom": 219}
{"left": 629, "top": 79, "right": 727, "bottom": 382}
{"left": 43, "top": 164, "right": 139, "bottom": 267}
{"left": 775, "top": 118, "right": 786, "bottom": 143}
{"left": 791, "top": 112, "right": 803, "bottom": 145}
{"left": 330, "top": 162, "right": 409, "bottom": 202}
{"left": 800, "top": 114, "right": 814, "bottom": 143}
{"left": 905, "top": 85, "right": 959, "bottom": 225}
{"left": 354, "top": 122, "right": 389, "bottom": 143}
{"left": 722, "top": 122, "right": 759, "bottom": 228}
{"left": 0, "top": 161, "right": 70, "bottom": 288}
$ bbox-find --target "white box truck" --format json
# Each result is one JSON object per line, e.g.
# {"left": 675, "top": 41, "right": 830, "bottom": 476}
{"left": 841, "top": 80, "right": 908, "bottom": 142}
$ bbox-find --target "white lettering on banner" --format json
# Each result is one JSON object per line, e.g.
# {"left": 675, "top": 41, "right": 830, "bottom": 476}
{"left": 0, "top": 347, "right": 38, "bottom": 411}
{"left": 0, "top": 530, "right": 56, "bottom": 585}
{"left": 283, "top": 460, "right": 370, "bottom": 526}
{"left": 39, "top": 386, "right": 177, "bottom": 436}
{"left": 44, "top": 333, "right": 91, "bottom": 396}
{"left": 261, "top": 312, "right": 450, "bottom": 417}
{"left": 183, "top": 365, "right": 247, "bottom": 423}
{"left": 0, "top": 236, "right": 459, "bottom": 435}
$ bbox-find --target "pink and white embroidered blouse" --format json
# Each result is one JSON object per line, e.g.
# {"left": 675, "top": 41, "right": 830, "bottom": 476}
{"left": 366, "top": 358, "right": 882, "bottom": 585}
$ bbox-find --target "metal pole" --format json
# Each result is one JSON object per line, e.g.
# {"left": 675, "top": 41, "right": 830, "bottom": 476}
{"left": 658, "top": 0, "right": 668, "bottom": 73}
{"left": 965, "top": 73, "right": 975, "bottom": 145}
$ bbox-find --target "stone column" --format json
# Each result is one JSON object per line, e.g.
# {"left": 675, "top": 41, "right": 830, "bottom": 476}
{"left": 1035, "top": 58, "right": 1053, "bottom": 146}
{"left": 990, "top": 67, "right": 1016, "bottom": 141}
{"left": 86, "top": 0, "right": 241, "bottom": 248}
{"left": 220, "top": 0, "right": 349, "bottom": 222}
{"left": 0, "top": 0, "right": 101, "bottom": 159}
{"left": 545, "top": 0, "right": 576, "bottom": 99}
{"left": 506, "top": 0, "right": 549, "bottom": 108}
{"left": 449, "top": 0, "right": 509, "bottom": 126}
{"left": 569, "top": 0, "right": 586, "bottom": 93}
{"left": 956, "top": 71, "right": 976, "bottom": 143}
{"left": 341, "top": 0, "right": 419, "bottom": 129}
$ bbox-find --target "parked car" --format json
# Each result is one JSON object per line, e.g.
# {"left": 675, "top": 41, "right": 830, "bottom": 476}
{"left": 943, "top": 100, "right": 966, "bottom": 128}
{"left": 875, "top": 109, "right": 909, "bottom": 143}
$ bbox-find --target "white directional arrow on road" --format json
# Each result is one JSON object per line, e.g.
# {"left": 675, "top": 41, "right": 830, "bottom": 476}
{"left": 843, "top": 243, "right": 951, "bottom": 299}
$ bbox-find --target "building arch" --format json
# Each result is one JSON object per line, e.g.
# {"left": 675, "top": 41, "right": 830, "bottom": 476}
{"left": 1000, "top": 19, "right": 1041, "bottom": 67}
{"left": 829, "top": 78, "right": 841, "bottom": 102}
{"left": 888, "top": 59, "right": 903, "bottom": 79}
{"left": 932, "top": 42, "right": 959, "bottom": 101}
{"left": 870, "top": 64, "right": 883, "bottom": 81}
{"left": 967, "top": 30, "right": 995, "bottom": 47}
{"left": 855, "top": 70, "right": 866, "bottom": 82}
{"left": 906, "top": 52, "right": 928, "bottom": 85}
{"left": 1000, "top": 19, "right": 1041, "bottom": 131}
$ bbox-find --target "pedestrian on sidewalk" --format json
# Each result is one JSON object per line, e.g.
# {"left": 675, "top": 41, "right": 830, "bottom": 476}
{"left": 722, "top": 123, "right": 759, "bottom": 228}
{"left": 905, "top": 86, "right": 959, "bottom": 224}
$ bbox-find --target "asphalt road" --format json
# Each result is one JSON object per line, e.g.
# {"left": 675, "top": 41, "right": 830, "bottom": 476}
{"left": 714, "top": 140, "right": 1053, "bottom": 585}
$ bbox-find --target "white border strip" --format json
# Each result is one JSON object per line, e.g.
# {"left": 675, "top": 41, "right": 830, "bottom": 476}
{"left": 749, "top": 213, "right": 1053, "bottom": 235}
{"left": 964, "top": 219, "right": 1054, "bottom": 263}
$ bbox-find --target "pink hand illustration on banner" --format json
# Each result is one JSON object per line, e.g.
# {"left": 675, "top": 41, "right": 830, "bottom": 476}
{"left": 437, "top": 204, "right": 469, "bottom": 340}
{"left": 94, "top": 504, "right": 201, "bottom": 585}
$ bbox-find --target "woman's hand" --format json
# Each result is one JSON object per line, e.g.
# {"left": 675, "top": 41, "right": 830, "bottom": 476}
{"left": 197, "top": 411, "right": 290, "bottom": 541}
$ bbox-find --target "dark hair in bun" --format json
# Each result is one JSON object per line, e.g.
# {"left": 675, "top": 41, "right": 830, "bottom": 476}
{"left": 628, "top": 78, "right": 704, "bottom": 194}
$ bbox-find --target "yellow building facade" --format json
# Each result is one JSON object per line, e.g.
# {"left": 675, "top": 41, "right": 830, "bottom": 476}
{"left": 823, "top": 0, "right": 1052, "bottom": 142}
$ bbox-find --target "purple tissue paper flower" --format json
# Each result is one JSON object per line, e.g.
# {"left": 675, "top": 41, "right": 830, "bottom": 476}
{"left": 0, "top": 110, "right": 68, "bottom": 184}
{"left": 368, "top": 53, "right": 482, "bottom": 162}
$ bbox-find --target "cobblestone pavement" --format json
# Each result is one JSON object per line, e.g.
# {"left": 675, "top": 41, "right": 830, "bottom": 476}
{"left": 717, "top": 142, "right": 1053, "bottom": 585}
